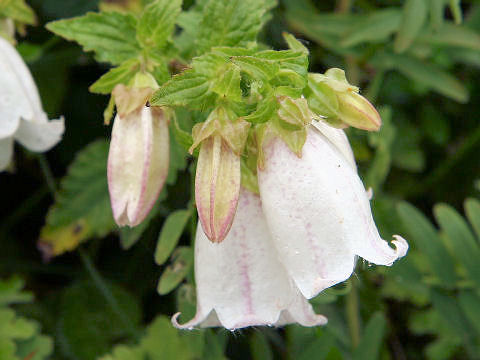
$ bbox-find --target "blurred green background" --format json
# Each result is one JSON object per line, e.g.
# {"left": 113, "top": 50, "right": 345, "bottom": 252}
{"left": 1, "top": 0, "right": 480, "bottom": 359}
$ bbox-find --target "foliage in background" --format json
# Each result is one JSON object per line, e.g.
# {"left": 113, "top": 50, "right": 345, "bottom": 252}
{"left": 0, "top": 0, "right": 479, "bottom": 359}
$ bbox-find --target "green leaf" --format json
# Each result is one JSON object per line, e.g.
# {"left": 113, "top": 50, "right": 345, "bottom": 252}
{"left": 155, "top": 209, "right": 191, "bottom": 265}
{"left": 119, "top": 201, "right": 162, "bottom": 250}
{"left": 396, "top": 202, "right": 457, "bottom": 287}
{"left": 39, "top": 140, "right": 115, "bottom": 258}
{"left": 231, "top": 56, "right": 278, "bottom": 81}
{"left": 58, "top": 281, "right": 141, "bottom": 360}
{"left": 283, "top": 32, "right": 309, "bottom": 55}
{"left": 196, "top": 0, "right": 271, "bottom": 53}
{"left": 458, "top": 291, "right": 480, "bottom": 337}
{"left": 89, "top": 59, "right": 140, "bottom": 94}
{"left": 0, "top": 277, "right": 33, "bottom": 307}
{"left": 136, "top": 0, "right": 182, "bottom": 50}
{"left": 150, "top": 70, "right": 212, "bottom": 108}
{"left": 46, "top": 11, "right": 140, "bottom": 65}
{"left": 352, "top": 312, "right": 386, "bottom": 360}
{"left": 465, "top": 198, "right": 480, "bottom": 240}
{"left": 418, "top": 23, "right": 480, "bottom": 51}
{"left": 211, "top": 63, "right": 242, "bottom": 101}
{"left": 0, "top": 0, "right": 36, "bottom": 25}
{"left": 0, "top": 309, "right": 36, "bottom": 340}
{"left": 375, "top": 52, "right": 469, "bottom": 103}
{"left": 250, "top": 332, "right": 273, "bottom": 360}
{"left": 16, "top": 334, "right": 54, "bottom": 360}
{"left": 394, "top": 0, "right": 428, "bottom": 53}
{"left": 341, "top": 9, "right": 402, "bottom": 48}
{"left": 243, "top": 96, "right": 278, "bottom": 124}
{"left": 434, "top": 204, "right": 480, "bottom": 289}
{"left": 157, "top": 247, "right": 193, "bottom": 295}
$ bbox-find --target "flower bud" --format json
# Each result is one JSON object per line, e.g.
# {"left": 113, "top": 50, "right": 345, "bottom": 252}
{"left": 195, "top": 135, "right": 241, "bottom": 243}
{"left": 306, "top": 68, "right": 381, "bottom": 131}
{"left": 107, "top": 106, "right": 169, "bottom": 226}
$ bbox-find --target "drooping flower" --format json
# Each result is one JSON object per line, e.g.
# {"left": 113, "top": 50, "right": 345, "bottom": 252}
{"left": 257, "top": 120, "right": 408, "bottom": 299}
{"left": 173, "top": 189, "right": 327, "bottom": 330}
{"left": 107, "top": 81, "right": 169, "bottom": 227}
{"left": 0, "top": 36, "right": 64, "bottom": 171}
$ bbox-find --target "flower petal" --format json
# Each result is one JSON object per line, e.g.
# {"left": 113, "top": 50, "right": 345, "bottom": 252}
{"left": 15, "top": 117, "right": 64, "bottom": 152}
{"left": 107, "top": 107, "right": 169, "bottom": 226}
{"left": 0, "top": 36, "right": 46, "bottom": 139}
{"left": 0, "top": 137, "right": 14, "bottom": 171}
{"left": 195, "top": 135, "right": 240, "bottom": 243}
{"left": 258, "top": 126, "right": 407, "bottom": 299}
{"left": 173, "top": 189, "right": 326, "bottom": 330}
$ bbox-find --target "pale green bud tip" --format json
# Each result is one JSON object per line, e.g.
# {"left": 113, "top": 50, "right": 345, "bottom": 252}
{"left": 337, "top": 91, "right": 382, "bottom": 131}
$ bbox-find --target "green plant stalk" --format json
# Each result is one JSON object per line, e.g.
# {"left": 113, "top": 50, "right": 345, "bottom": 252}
{"left": 346, "top": 278, "right": 361, "bottom": 349}
{"left": 37, "top": 153, "right": 58, "bottom": 198}
{"left": 78, "top": 247, "right": 140, "bottom": 340}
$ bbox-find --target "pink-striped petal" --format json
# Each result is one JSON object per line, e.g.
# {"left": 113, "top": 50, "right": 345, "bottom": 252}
{"left": 108, "top": 106, "right": 169, "bottom": 227}
{"left": 258, "top": 126, "right": 407, "bottom": 299}
{"left": 173, "top": 189, "right": 326, "bottom": 330}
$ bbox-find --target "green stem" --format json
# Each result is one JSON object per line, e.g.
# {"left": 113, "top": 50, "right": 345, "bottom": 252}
{"left": 37, "top": 154, "right": 57, "bottom": 198}
{"left": 78, "top": 247, "right": 140, "bottom": 340}
{"left": 336, "top": 0, "right": 352, "bottom": 13}
{"left": 346, "top": 278, "right": 361, "bottom": 349}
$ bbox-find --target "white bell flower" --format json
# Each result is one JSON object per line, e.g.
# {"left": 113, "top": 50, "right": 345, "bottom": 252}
{"left": 258, "top": 120, "right": 408, "bottom": 299}
{"left": 107, "top": 105, "right": 169, "bottom": 227}
{"left": 173, "top": 189, "right": 327, "bottom": 330}
{"left": 0, "top": 36, "right": 64, "bottom": 171}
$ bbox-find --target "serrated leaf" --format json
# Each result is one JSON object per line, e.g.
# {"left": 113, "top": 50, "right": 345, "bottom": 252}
{"left": 394, "top": 0, "right": 428, "bottom": 53}
{"left": 283, "top": 32, "right": 309, "bottom": 55}
{"left": 39, "top": 140, "right": 115, "bottom": 258}
{"left": 59, "top": 281, "right": 141, "bottom": 360}
{"left": 155, "top": 209, "right": 191, "bottom": 265}
{"left": 157, "top": 247, "right": 193, "bottom": 295}
{"left": 396, "top": 202, "right": 457, "bottom": 288}
{"left": 150, "top": 70, "right": 212, "bottom": 108}
{"left": 136, "top": 0, "right": 182, "bottom": 50}
{"left": 0, "top": 0, "right": 36, "bottom": 25}
{"left": 0, "top": 309, "right": 36, "bottom": 340}
{"left": 434, "top": 204, "right": 480, "bottom": 289}
{"left": 211, "top": 64, "right": 242, "bottom": 101}
{"left": 16, "top": 334, "right": 54, "bottom": 360}
{"left": 46, "top": 11, "right": 140, "bottom": 65}
{"left": 352, "top": 312, "right": 386, "bottom": 360}
{"left": 255, "top": 50, "right": 308, "bottom": 77}
{"left": 231, "top": 56, "right": 278, "bottom": 81}
{"left": 341, "top": 9, "right": 402, "bottom": 48}
{"left": 196, "top": 0, "right": 270, "bottom": 53}
{"left": 89, "top": 59, "right": 140, "bottom": 94}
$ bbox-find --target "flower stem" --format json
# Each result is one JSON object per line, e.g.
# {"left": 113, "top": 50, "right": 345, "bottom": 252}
{"left": 37, "top": 154, "right": 57, "bottom": 198}
{"left": 78, "top": 247, "right": 140, "bottom": 340}
{"left": 346, "top": 278, "right": 361, "bottom": 349}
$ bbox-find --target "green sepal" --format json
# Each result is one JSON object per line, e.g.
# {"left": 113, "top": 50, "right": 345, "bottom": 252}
{"left": 243, "top": 96, "right": 278, "bottom": 124}
{"left": 283, "top": 32, "right": 309, "bottom": 55}
{"left": 240, "top": 159, "right": 259, "bottom": 194}
{"left": 276, "top": 96, "right": 310, "bottom": 131}
{"left": 305, "top": 74, "right": 339, "bottom": 118}
{"left": 270, "top": 118, "right": 307, "bottom": 157}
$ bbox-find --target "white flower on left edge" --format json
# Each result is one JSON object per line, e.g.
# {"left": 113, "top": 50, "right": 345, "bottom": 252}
{"left": 0, "top": 36, "right": 64, "bottom": 171}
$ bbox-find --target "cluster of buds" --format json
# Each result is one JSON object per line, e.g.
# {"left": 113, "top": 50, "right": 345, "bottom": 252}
{"left": 107, "top": 64, "right": 407, "bottom": 330}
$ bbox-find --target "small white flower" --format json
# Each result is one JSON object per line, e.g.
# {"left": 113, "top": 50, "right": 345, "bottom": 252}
{"left": 173, "top": 189, "right": 327, "bottom": 330}
{"left": 258, "top": 121, "right": 408, "bottom": 299}
{"left": 0, "top": 36, "right": 64, "bottom": 171}
{"left": 107, "top": 106, "right": 169, "bottom": 226}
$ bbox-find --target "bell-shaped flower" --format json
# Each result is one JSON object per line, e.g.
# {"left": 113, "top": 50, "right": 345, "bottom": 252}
{"left": 257, "top": 120, "right": 408, "bottom": 299}
{"left": 0, "top": 36, "right": 64, "bottom": 171}
{"left": 107, "top": 82, "right": 169, "bottom": 227}
{"left": 192, "top": 107, "right": 250, "bottom": 243}
{"left": 173, "top": 189, "right": 327, "bottom": 330}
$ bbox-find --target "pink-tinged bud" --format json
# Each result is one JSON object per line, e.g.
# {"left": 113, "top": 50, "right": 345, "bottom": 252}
{"left": 195, "top": 135, "right": 240, "bottom": 243}
{"left": 336, "top": 91, "right": 381, "bottom": 131}
{"left": 108, "top": 106, "right": 169, "bottom": 226}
